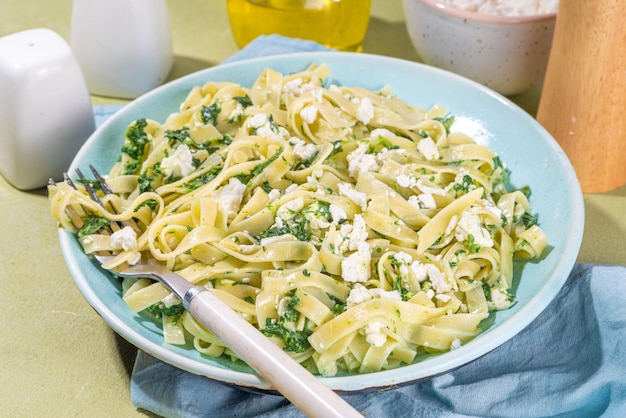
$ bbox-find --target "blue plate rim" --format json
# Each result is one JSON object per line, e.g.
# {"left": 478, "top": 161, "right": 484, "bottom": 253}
{"left": 60, "top": 51, "right": 584, "bottom": 391}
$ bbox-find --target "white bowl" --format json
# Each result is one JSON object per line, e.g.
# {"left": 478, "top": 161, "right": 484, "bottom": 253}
{"left": 59, "top": 52, "right": 583, "bottom": 392}
{"left": 402, "top": 0, "right": 556, "bottom": 96}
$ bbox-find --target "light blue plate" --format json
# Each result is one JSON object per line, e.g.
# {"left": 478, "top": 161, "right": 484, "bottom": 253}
{"left": 59, "top": 52, "right": 584, "bottom": 392}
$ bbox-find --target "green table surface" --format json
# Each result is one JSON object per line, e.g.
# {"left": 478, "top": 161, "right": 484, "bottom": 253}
{"left": 1, "top": 1, "right": 624, "bottom": 416}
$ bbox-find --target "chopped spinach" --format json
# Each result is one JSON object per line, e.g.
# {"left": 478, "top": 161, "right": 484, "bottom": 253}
{"left": 77, "top": 214, "right": 109, "bottom": 237}
{"left": 434, "top": 115, "right": 455, "bottom": 135}
{"left": 200, "top": 100, "right": 222, "bottom": 126}
{"left": 327, "top": 293, "right": 347, "bottom": 315}
{"left": 522, "top": 212, "right": 538, "bottom": 229}
{"left": 233, "top": 95, "right": 253, "bottom": 108}
{"left": 235, "top": 146, "right": 284, "bottom": 186}
{"left": 146, "top": 301, "right": 184, "bottom": 318}
{"left": 261, "top": 317, "right": 312, "bottom": 353}
{"left": 122, "top": 118, "right": 149, "bottom": 174}
{"left": 183, "top": 164, "right": 223, "bottom": 192}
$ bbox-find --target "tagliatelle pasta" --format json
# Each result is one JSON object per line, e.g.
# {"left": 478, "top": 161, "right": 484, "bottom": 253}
{"left": 49, "top": 64, "right": 548, "bottom": 376}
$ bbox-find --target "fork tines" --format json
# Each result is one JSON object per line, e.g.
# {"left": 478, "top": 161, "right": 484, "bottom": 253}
{"left": 89, "top": 164, "right": 115, "bottom": 196}
{"left": 73, "top": 167, "right": 124, "bottom": 233}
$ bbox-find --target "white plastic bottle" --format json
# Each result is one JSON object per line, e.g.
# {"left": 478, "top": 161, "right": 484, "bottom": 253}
{"left": 0, "top": 29, "right": 95, "bottom": 190}
{"left": 71, "top": 0, "right": 174, "bottom": 99}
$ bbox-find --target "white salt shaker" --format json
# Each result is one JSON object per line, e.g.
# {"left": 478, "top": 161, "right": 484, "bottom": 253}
{"left": 71, "top": 0, "right": 174, "bottom": 99}
{"left": 0, "top": 28, "right": 95, "bottom": 190}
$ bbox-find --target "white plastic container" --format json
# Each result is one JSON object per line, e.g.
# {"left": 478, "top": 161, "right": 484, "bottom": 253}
{"left": 0, "top": 28, "right": 95, "bottom": 190}
{"left": 71, "top": 0, "right": 174, "bottom": 99}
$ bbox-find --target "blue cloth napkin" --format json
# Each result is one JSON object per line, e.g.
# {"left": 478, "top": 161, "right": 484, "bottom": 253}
{"left": 221, "top": 34, "right": 332, "bottom": 64}
{"left": 92, "top": 35, "right": 626, "bottom": 418}
{"left": 129, "top": 263, "right": 626, "bottom": 418}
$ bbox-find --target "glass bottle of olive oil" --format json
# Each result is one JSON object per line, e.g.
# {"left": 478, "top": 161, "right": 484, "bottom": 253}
{"left": 227, "top": 0, "right": 371, "bottom": 51}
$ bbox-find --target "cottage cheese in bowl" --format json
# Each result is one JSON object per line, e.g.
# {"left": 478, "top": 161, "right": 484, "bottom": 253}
{"left": 437, "top": 0, "right": 558, "bottom": 17}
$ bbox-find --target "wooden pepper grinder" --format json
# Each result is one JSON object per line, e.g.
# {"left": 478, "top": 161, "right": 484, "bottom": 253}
{"left": 536, "top": 0, "right": 626, "bottom": 193}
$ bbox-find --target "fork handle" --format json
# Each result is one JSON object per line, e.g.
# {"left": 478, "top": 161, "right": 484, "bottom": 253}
{"left": 187, "top": 289, "right": 363, "bottom": 418}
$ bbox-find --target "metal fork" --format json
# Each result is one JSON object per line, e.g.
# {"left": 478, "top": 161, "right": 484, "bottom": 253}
{"left": 59, "top": 166, "right": 362, "bottom": 418}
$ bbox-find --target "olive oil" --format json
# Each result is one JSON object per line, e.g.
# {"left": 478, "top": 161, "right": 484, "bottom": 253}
{"left": 227, "top": 0, "right": 371, "bottom": 51}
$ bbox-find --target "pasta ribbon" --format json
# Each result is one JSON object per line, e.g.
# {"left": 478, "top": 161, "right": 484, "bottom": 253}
{"left": 48, "top": 63, "right": 548, "bottom": 376}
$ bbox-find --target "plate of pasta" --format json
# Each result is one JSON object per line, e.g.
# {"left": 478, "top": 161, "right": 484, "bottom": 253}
{"left": 51, "top": 52, "right": 583, "bottom": 391}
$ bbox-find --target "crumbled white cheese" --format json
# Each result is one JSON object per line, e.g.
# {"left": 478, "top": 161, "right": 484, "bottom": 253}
{"left": 428, "top": 265, "right": 451, "bottom": 293}
{"left": 348, "top": 214, "right": 368, "bottom": 251}
{"left": 407, "top": 195, "right": 421, "bottom": 209}
{"left": 299, "top": 104, "right": 318, "bottom": 124}
{"left": 377, "top": 147, "right": 409, "bottom": 164}
{"left": 409, "top": 261, "right": 429, "bottom": 283}
{"left": 160, "top": 144, "right": 195, "bottom": 178}
{"left": 228, "top": 102, "right": 244, "bottom": 122}
{"left": 436, "top": 293, "right": 452, "bottom": 303}
{"left": 332, "top": 224, "right": 352, "bottom": 254}
{"left": 289, "top": 137, "right": 317, "bottom": 160}
{"left": 267, "top": 188, "right": 281, "bottom": 201}
{"left": 481, "top": 199, "right": 503, "bottom": 220}
{"left": 346, "top": 143, "right": 379, "bottom": 178}
{"left": 396, "top": 174, "right": 418, "bottom": 189}
{"left": 328, "top": 84, "right": 342, "bottom": 93}
{"left": 417, "top": 137, "right": 440, "bottom": 161}
{"left": 497, "top": 198, "right": 514, "bottom": 223}
{"left": 305, "top": 169, "right": 324, "bottom": 189}
{"left": 282, "top": 78, "right": 304, "bottom": 94}
{"left": 489, "top": 288, "right": 514, "bottom": 310}
{"left": 338, "top": 183, "right": 368, "bottom": 211}
{"left": 417, "top": 193, "right": 437, "bottom": 209}
{"left": 305, "top": 169, "right": 324, "bottom": 188}
{"left": 216, "top": 177, "right": 247, "bottom": 218}
{"left": 356, "top": 97, "right": 374, "bottom": 125}
{"left": 305, "top": 208, "right": 331, "bottom": 230}
{"left": 248, "top": 113, "right": 268, "bottom": 129}
{"left": 455, "top": 210, "right": 494, "bottom": 248}
{"left": 346, "top": 283, "right": 372, "bottom": 306}
{"left": 399, "top": 261, "right": 411, "bottom": 280}
{"left": 335, "top": 214, "right": 369, "bottom": 253}
{"left": 110, "top": 226, "right": 137, "bottom": 251}
{"left": 341, "top": 241, "right": 371, "bottom": 283}
{"left": 445, "top": 168, "right": 477, "bottom": 195}
{"left": 394, "top": 251, "right": 413, "bottom": 264}
{"left": 347, "top": 283, "right": 403, "bottom": 308}
{"left": 248, "top": 112, "right": 290, "bottom": 141}
{"left": 257, "top": 124, "right": 287, "bottom": 141}
{"left": 277, "top": 197, "right": 305, "bottom": 221}
{"left": 438, "top": 0, "right": 558, "bottom": 16}
{"left": 364, "top": 321, "right": 387, "bottom": 347}
{"left": 329, "top": 204, "right": 347, "bottom": 224}
{"left": 282, "top": 78, "right": 317, "bottom": 96}
{"left": 410, "top": 261, "right": 452, "bottom": 293}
